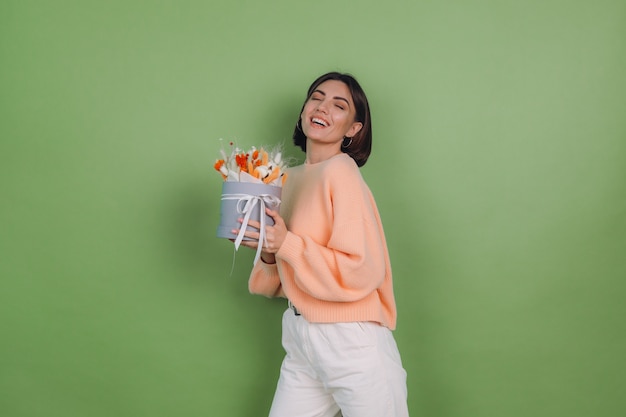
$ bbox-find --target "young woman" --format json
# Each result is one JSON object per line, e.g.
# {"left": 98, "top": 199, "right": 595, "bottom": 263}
{"left": 235, "top": 72, "right": 409, "bottom": 417}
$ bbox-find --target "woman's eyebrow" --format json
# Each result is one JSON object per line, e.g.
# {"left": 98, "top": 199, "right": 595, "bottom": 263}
{"left": 312, "top": 89, "right": 351, "bottom": 107}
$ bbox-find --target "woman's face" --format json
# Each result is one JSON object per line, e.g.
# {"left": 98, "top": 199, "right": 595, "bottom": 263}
{"left": 300, "top": 80, "right": 363, "bottom": 147}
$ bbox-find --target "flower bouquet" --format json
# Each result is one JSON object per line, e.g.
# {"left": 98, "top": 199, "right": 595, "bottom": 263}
{"left": 214, "top": 140, "right": 289, "bottom": 264}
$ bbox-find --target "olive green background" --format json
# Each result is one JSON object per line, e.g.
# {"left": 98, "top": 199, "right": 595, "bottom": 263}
{"left": 1, "top": 1, "right": 624, "bottom": 416}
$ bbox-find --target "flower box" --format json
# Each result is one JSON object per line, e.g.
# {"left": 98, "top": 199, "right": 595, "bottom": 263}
{"left": 216, "top": 181, "right": 281, "bottom": 240}
{"left": 212, "top": 141, "right": 289, "bottom": 264}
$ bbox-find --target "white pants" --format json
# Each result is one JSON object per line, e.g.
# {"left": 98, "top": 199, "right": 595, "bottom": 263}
{"left": 268, "top": 308, "right": 409, "bottom": 417}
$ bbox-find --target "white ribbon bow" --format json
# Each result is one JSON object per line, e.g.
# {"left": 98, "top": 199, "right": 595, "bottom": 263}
{"left": 221, "top": 193, "right": 282, "bottom": 265}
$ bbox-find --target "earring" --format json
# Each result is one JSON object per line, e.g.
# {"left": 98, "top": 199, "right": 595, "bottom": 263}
{"left": 296, "top": 119, "right": 303, "bottom": 132}
{"left": 341, "top": 137, "right": 353, "bottom": 148}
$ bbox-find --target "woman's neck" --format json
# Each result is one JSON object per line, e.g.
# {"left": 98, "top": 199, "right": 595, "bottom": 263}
{"left": 305, "top": 141, "right": 342, "bottom": 165}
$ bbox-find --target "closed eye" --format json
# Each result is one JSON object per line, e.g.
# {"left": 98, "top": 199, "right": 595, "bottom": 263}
{"left": 310, "top": 91, "right": 324, "bottom": 101}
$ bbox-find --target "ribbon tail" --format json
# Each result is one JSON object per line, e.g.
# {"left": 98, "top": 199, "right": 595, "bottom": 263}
{"left": 233, "top": 200, "right": 257, "bottom": 251}
{"left": 253, "top": 200, "right": 266, "bottom": 265}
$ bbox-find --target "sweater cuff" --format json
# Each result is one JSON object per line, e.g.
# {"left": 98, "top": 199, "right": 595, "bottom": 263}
{"left": 259, "top": 258, "right": 279, "bottom": 275}
{"left": 248, "top": 260, "right": 281, "bottom": 296}
{"left": 276, "top": 231, "right": 304, "bottom": 265}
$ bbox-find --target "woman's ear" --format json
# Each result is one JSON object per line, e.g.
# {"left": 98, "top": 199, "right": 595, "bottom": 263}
{"left": 346, "top": 122, "right": 363, "bottom": 138}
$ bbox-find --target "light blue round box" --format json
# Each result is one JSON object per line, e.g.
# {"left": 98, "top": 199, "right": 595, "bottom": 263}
{"left": 216, "top": 181, "right": 282, "bottom": 240}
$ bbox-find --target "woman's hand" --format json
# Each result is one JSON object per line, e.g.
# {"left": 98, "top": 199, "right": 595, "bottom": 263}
{"left": 232, "top": 208, "right": 287, "bottom": 259}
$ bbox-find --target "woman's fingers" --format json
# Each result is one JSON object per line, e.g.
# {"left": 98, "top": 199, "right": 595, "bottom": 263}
{"left": 240, "top": 218, "right": 261, "bottom": 230}
{"left": 232, "top": 211, "right": 285, "bottom": 253}
{"left": 265, "top": 208, "right": 282, "bottom": 223}
{"left": 231, "top": 219, "right": 259, "bottom": 241}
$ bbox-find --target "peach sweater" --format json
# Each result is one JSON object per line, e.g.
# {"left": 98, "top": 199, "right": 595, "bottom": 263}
{"left": 248, "top": 153, "right": 397, "bottom": 330}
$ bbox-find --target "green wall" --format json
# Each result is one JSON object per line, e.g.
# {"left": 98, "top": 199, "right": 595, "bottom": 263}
{"left": 1, "top": 1, "right": 624, "bottom": 416}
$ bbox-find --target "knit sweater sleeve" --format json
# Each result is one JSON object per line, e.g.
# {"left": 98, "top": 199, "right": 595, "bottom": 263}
{"left": 276, "top": 159, "right": 387, "bottom": 302}
{"left": 248, "top": 258, "right": 285, "bottom": 298}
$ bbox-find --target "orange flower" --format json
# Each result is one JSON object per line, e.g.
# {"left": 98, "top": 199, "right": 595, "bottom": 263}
{"left": 235, "top": 153, "right": 248, "bottom": 171}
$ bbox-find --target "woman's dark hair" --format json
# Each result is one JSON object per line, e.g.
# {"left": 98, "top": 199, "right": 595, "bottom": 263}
{"left": 292, "top": 72, "right": 372, "bottom": 167}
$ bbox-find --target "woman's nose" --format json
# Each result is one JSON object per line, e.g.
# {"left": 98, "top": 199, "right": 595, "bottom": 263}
{"left": 315, "top": 101, "right": 328, "bottom": 113}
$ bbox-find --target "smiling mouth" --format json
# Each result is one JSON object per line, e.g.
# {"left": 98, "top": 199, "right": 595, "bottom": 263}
{"left": 311, "top": 117, "right": 329, "bottom": 127}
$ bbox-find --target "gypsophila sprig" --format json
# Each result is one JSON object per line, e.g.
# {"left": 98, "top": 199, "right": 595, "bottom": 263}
{"left": 213, "top": 139, "right": 289, "bottom": 186}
